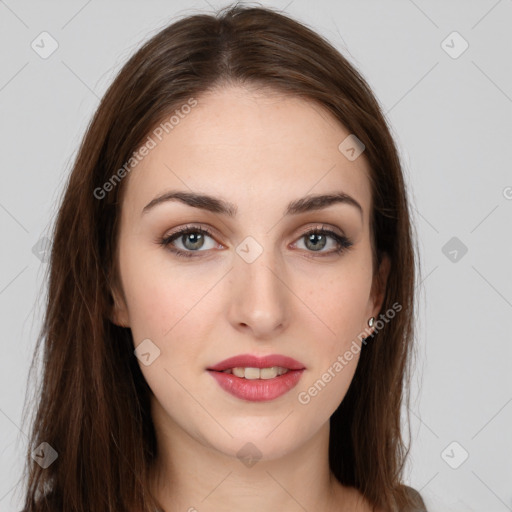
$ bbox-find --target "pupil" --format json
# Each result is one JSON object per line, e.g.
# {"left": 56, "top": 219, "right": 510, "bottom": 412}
{"left": 307, "top": 233, "right": 326, "bottom": 251}
{"left": 184, "top": 233, "right": 203, "bottom": 250}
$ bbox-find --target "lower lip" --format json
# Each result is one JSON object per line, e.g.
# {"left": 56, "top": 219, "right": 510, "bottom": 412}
{"left": 207, "top": 369, "right": 305, "bottom": 402}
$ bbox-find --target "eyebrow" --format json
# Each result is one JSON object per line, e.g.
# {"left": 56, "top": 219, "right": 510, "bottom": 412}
{"left": 142, "top": 190, "right": 363, "bottom": 219}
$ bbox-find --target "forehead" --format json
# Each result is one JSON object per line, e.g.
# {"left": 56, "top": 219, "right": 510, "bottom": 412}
{"left": 122, "top": 85, "right": 372, "bottom": 222}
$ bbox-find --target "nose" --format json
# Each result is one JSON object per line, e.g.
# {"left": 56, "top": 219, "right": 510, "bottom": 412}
{"left": 227, "top": 243, "right": 290, "bottom": 339}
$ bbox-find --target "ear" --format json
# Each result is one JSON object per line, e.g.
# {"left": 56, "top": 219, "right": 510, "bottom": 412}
{"left": 368, "top": 252, "right": 391, "bottom": 322}
{"left": 109, "top": 282, "right": 130, "bottom": 328}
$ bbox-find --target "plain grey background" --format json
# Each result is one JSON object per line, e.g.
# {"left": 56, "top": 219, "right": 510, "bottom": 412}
{"left": 1, "top": 1, "right": 511, "bottom": 511}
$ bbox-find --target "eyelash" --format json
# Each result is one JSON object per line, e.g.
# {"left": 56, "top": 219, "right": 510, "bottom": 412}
{"left": 158, "top": 224, "right": 353, "bottom": 259}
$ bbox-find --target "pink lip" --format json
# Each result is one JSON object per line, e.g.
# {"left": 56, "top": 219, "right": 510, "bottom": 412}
{"left": 206, "top": 353, "right": 306, "bottom": 402}
{"left": 207, "top": 354, "right": 306, "bottom": 372}
{"left": 207, "top": 369, "right": 305, "bottom": 402}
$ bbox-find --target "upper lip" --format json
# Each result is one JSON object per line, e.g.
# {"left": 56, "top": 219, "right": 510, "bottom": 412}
{"left": 207, "top": 354, "right": 306, "bottom": 371}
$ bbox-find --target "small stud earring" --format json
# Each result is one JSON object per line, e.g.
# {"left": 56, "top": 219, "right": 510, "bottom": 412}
{"left": 368, "top": 317, "right": 375, "bottom": 328}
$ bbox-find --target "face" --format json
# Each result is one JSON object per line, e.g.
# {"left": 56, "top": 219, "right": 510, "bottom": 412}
{"left": 111, "top": 84, "right": 389, "bottom": 462}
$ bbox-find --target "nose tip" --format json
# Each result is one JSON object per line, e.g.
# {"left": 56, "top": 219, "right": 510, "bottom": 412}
{"left": 228, "top": 253, "right": 289, "bottom": 338}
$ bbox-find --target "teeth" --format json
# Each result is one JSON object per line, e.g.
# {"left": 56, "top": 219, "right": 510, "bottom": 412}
{"left": 222, "top": 366, "right": 290, "bottom": 379}
{"left": 233, "top": 367, "right": 247, "bottom": 378}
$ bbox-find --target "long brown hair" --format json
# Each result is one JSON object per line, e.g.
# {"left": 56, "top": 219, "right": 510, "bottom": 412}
{"left": 20, "top": 4, "right": 423, "bottom": 511}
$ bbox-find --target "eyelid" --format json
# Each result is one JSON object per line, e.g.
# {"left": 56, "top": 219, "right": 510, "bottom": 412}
{"left": 296, "top": 222, "right": 346, "bottom": 237}
{"left": 159, "top": 222, "right": 352, "bottom": 258}
{"left": 162, "top": 222, "right": 345, "bottom": 242}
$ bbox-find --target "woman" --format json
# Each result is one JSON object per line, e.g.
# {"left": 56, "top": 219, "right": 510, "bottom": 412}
{"left": 21, "top": 4, "right": 426, "bottom": 511}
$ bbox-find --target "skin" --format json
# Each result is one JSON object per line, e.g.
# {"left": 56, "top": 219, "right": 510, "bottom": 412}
{"left": 111, "top": 84, "right": 390, "bottom": 512}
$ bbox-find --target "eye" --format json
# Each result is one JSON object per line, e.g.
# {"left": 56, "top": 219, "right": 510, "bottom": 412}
{"left": 158, "top": 224, "right": 353, "bottom": 259}
{"left": 293, "top": 225, "right": 353, "bottom": 257}
{"left": 158, "top": 225, "right": 219, "bottom": 259}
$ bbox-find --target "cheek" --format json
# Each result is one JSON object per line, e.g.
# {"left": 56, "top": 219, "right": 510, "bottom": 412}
{"left": 295, "top": 263, "right": 371, "bottom": 405}
{"left": 116, "top": 245, "right": 162, "bottom": 352}
{"left": 301, "top": 264, "right": 372, "bottom": 347}
{"left": 118, "top": 240, "right": 206, "bottom": 340}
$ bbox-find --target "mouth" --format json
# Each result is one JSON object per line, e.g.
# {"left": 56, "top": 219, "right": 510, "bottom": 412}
{"left": 213, "top": 366, "right": 292, "bottom": 379}
{"left": 206, "top": 353, "right": 306, "bottom": 402}
{"left": 207, "top": 353, "right": 306, "bottom": 373}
